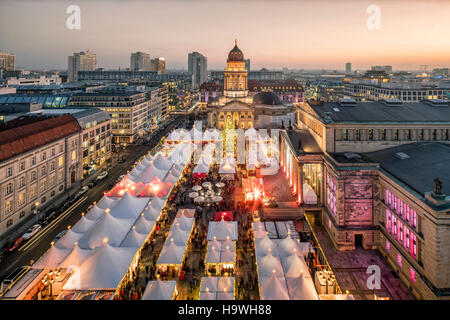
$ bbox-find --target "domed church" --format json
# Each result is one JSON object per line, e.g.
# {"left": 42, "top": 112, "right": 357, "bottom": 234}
{"left": 206, "top": 40, "right": 295, "bottom": 130}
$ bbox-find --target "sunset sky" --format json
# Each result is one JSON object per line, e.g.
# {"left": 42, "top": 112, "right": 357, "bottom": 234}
{"left": 0, "top": 0, "right": 449, "bottom": 71}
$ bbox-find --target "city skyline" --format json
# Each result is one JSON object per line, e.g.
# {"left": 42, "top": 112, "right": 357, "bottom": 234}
{"left": 0, "top": 0, "right": 449, "bottom": 71}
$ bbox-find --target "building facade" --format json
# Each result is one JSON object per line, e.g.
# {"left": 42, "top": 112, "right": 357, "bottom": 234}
{"left": 0, "top": 52, "right": 15, "bottom": 72}
{"left": 150, "top": 58, "right": 166, "bottom": 74}
{"left": 130, "top": 52, "right": 152, "bottom": 71}
{"left": 0, "top": 115, "right": 81, "bottom": 238}
{"left": 188, "top": 52, "right": 207, "bottom": 89}
{"left": 68, "top": 51, "right": 97, "bottom": 82}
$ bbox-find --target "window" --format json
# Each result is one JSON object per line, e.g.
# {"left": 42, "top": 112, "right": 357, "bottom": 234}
{"left": 368, "top": 129, "right": 374, "bottom": 140}
{"left": 6, "top": 183, "right": 13, "bottom": 195}
{"left": 18, "top": 193, "right": 25, "bottom": 206}
{"left": 20, "top": 162, "right": 25, "bottom": 171}
{"left": 39, "top": 180, "right": 46, "bottom": 192}
{"left": 41, "top": 152, "right": 46, "bottom": 161}
{"left": 6, "top": 219, "right": 13, "bottom": 228}
{"left": 327, "top": 174, "right": 337, "bottom": 216}
{"left": 394, "top": 129, "right": 399, "bottom": 141}
{"left": 71, "top": 150, "right": 77, "bottom": 161}
{"left": 58, "top": 156, "right": 64, "bottom": 167}
{"left": 386, "top": 240, "right": 391, "bottom": 253}
{"left": 342, "top": 129, "right": 349, "bottom": 141}
{"left": 410, "top": 268, "right": 416, "bottom": 283}
{"left": 397, "top": 254, "right": 402, "bottom": 267}
{"left": 41, "top": 166, "right": 47, "bottom": 177}
{"left": 355, "top": 129, "right": 361, "bottom": 141}
{"left": 50, "top": 161, "right": 56, "bottom": 171}
{"left": 31, "top": 156, "right": 36, "bottom": 166}
{"left": 382, "top": 129, "right": 387, "bottom": 140}
{"left": 6, "top": 167, "right": 12, "bottom": 177}
{"left": 19, "top": 211, "right": 25, "bottom": 219}
{"left": 19, "top": 176, "right": 25, "bottom": 188}
{"left": 59, "top": 144, "right": 63, "bottom": 153}
{"left": 30, "top": 185, "right": 36, "bottom": 198}
{"left": 51, "top": 148, "right": 55, "bottom": 156}
{"left": 5, "top": 200, "right": 13, "bottom": 214}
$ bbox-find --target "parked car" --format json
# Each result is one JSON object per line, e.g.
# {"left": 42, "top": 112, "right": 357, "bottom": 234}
{"left": 6, "top": 238, "right": 24, "bottom": 252}
{"left": 96, "top": 171, "right": 108, "bottom": 181}
{"left": 52, "top": 230, "right": 67, "bottom": 243}
{"left": 75, "top": 186, "right": 89, "bottom": 199}
{"left": 87, "top": 181, "right": 97, "bottom": 188}
{"left": 22, "top": 224, "right": 42, "bottom": 240}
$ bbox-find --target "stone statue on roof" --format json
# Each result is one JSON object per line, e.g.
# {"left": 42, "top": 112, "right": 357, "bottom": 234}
{"left": 433, "top": 178, "right": 443, "bottom": 195}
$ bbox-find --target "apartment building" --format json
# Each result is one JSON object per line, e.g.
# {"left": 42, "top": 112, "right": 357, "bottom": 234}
{"left": 0, "top": 115, "right": 81, "bottom": 238}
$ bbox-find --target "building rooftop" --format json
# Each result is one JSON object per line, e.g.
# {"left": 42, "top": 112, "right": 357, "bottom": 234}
{"left": 307, "top": 100, "right": 450, "bottom": 123}
{"left": 286, "top": 129, "right": 322, "bottom": 155}
{"left": 0, "top": 115, "right": 80, "bottom": 162}
{"left": 27, "top": 108, "right": 110, "bottom": 129}
{"left": 365, "top": 143, "right": 450, "bottom": 197}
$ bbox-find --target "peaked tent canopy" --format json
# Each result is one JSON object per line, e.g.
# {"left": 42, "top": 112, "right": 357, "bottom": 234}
{"left": 32, "top": 244, "right": 70, "bottom": 269}
{"left": 96, "top": 196, "right": 120, "bottom": 209}
{"left": 109, "top": 193, "right": 149, "bottom": 220}
{"left": 55, "top": 229, "right": 84, "bottom": 249}
{"left": 260, "top": 273, "right": 290, "bottom": 300}
{"left": 157, "top": 240, "right": 186, "bottom": 265}
{"left": 58, "top": 244, "right": 94, "bottom": 269}
{"left": 141, "top": 280, "right": 176, "bottom": 300}
{"left": 71, "top": 215, "right": 96, "bottom": 234}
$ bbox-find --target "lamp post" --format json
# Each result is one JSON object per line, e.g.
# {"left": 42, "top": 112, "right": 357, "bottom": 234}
{"left": 34, "top": 201, "right": 40, "bottom": 224}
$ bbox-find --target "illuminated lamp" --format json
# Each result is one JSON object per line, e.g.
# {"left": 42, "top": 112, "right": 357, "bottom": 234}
{"left": 103, "top": 237, "right": 109, "bottom": 245}
{"left": 105, "top": 208, "right": 110, "bottom": 213}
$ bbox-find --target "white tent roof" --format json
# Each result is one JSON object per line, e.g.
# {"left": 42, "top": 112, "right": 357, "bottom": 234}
{"left": 157, "top": 240, "right": 186, "bottom": 265}
{"left": 120, "top": 227, "right": 148, "bottom": 248}
{"left": 174, "top": 215, "right": 194, "bottom": 232}
{"left": 32, "top": 245, "right": 70, "bottom": 269}
{"left": 205, "top": 247, "right": 221, "bottom": 264}
{"left": 207, "top": 239, "right": 222, "bottom": 252}
{"left": 141, "top": 280, "right": 176, "bottom": 300}
{"left": 219, "top": 157, "right": 236, "bottom": 174}
{"left": 258, "top": 251, "right": 284, "bottom": 277}
{"left": 134, "top": 164, "right": 169, "bottom": 183}
{"left": 260, "top": 273, "right": 290, "bottom": 300}
{"left": 63, "top": 244, "right": 137, "bottom": 291}
{"left": 134, "top": 215, "right": 156, "bottom": 234}
{"left": 193, "top": 161, "right": 210, "bottom": 174}
{"left": 142, "top": 207, "right": 161, "bottom": 221}
{"left": 152, "top": 153, "right": 173, "bottom": 171}
{"left": 200, "top": 277, "right": 219, "bottom": 292}
{"left": 85, "top": 205, "right": 106, "bottom": 221}
{"left": 255, "top": 235, "right": 278, "bottom": 257}
{"left": 167, "top": 225, "right": 190, "bottom": 246}
{"left": 207, "top": 220, "right": 238, "bottom": 241}
{"left": 282, "top": 253, "right": 310, "bottom": 278}
{"left": 252, "top": 221, "right": 265, "bottom": 231}
{"left": 58, "top": 244, "right": 94, "bottom": 269}
{"left": 148, "top": 197, "right": 167, "bottom": 212}
{"left": 253, "top": 228, "right": 268, "bottom": 239}
{"left": 199, "top": 291, "right": 217, "bottom": 300}
{"left": 55, "top": 229, "right": 84, "bottom": 249}
{"left": 71, "top": 215, "right": 96, "bottom": 234}
{"left": 276, "top": 235, "right": 301, "bottom": 258}
{"left": 164, "top": 171, "right": 179, "bottom": 184}
{"left": 109, "top": 193, "right": 149, "bottom": 220}
{"left": 220, "top": 239, "right": 235, "bottom": 252}
{"left": 286, "top": 274, "right": 319, "bottom": 300}
{"left": 220, "top": 247, "right": 235, "bottom": 264}
{"left": 96, "top": 196, "right": 119, "bottom": 210}
{"left": 216, "top": 292, "right": 234, "bottom": 300}
{"left": 217, "top": 277, "right": 234, "bottom": 293}
{"left": 77, "top": 213, "right": 135, "bottom": 249}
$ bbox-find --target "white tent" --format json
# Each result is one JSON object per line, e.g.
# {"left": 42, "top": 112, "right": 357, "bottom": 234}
{"left": 252, "top": 221, "right": 265, "bottom": 231}
{"left": 174, "top": 215, "right": 194, "bottom": 232}
{"left": 142, "top": 207, "right": 161, "bottom": 221}
{"left": 152, "top": 153, "right": 173, "bottom": 171}
{"left": 276, "top": 235, "right": 301, "bottom": 258}
{"left": 71, "top": 215, "right": 96, "bottom": 234}
{"left": 109, "top": 193, "right": 149, "bottom": 220}
{"left": 286, "top": 273, "right": 319, "bottom": 300}
{"left": 77, "top": 213, "right": 135, "bottom": 249}
{"left": 199, "top": 291, "right": 217, "bottom": 300}
{"left": 96, "top": 196, "right": 119, "bottom": 209}
{"left": 205, "top": 247, "right": 221, "bottom": 264}
{"left": 281, "top": 253, "right": 310, "bottom": 278}
{"left": 221, "top": 238, "right": 235, "bottom": 252}
{"left": 55, "top": 229, "right": 84, "bottom": 249}
{"left": 58, "top": 244, "right": 94, "bottom": 269}
{"left": 259, "top": 272, "right": 290, "bottom": 300}
{"left": 258, "top": 251, "right": 284, "bottom": 277}
{"left": 253, "top": 228, "right": 267, "bottom": 239}
{"left": 219, "top": 157, "right": 236, "bottom": 175}
{"left": 167, "top": 228, "right": 190, "bottom": 246}
{"left": 216, "top": 292, "right": 234, "bottom": 300}
{"left": 120, "top": 227, "right": 148, "bottom": 248}
{"left": 164, "top": 171, "right": 179, "bottom": 184}
{"left": 134, "top": 215, "right": 156, "bottom": 234}
{"left": 207, "top": 239, "right": 222, "bottom": 252}
{"left": 255, "top": 235, "right": 278, "bottom": 257}
{"left": 200, "top": 277, "right": 219, "bottom": 292}
{"left": 32, "top": 244, "right": 70, "bottom": 269}
{"left": 303, "top": 183, "right": 318, "bottom": 205}
{"left": 220, "top": 247, "right": 235, "bottom": 264}
{"left": 62, "top": 244, "right": 137, "bottom": 291}
{"left": 207, "top": 220, "right": 238, "bottom": 241}
{"left": 157, "top": 240, "right": 186, "bottom": 265}
{"left": 298, "top": 242, "right": 315, "bottom": 257}
{"left": 141, "top": 280, "right": 176, "bottom": 300}
{"left": 193, "top": 161, "right": 210, "bottom": 174}
{"left": 148, "top": 197, "right": 167, "bottom": 212}
{"left": 217, "top": 277, "right": 234, "bottom": 293}
{"left": 85, "top": 205, "right": 106, "bottom": 221}
{"left": 135, "top": 164, "right": 168, "bottom": 183}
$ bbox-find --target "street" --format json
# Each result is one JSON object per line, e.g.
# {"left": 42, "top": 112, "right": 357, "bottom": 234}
{"left": 0, "top": 116, "right": 184, "bottom": 283}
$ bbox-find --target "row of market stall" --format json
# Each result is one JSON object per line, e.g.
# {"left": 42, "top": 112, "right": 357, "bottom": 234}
{"left": 8, "top": 142, "right": 191, "bottom": 300}
{"left": 252, "top": 221, "right": 319, "bottom": 300}
{"left": 199, "top": 277, "right": 235, "bottom": 300}
{"left": 155, "top": 209, "right": 195, "bottom": 277}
